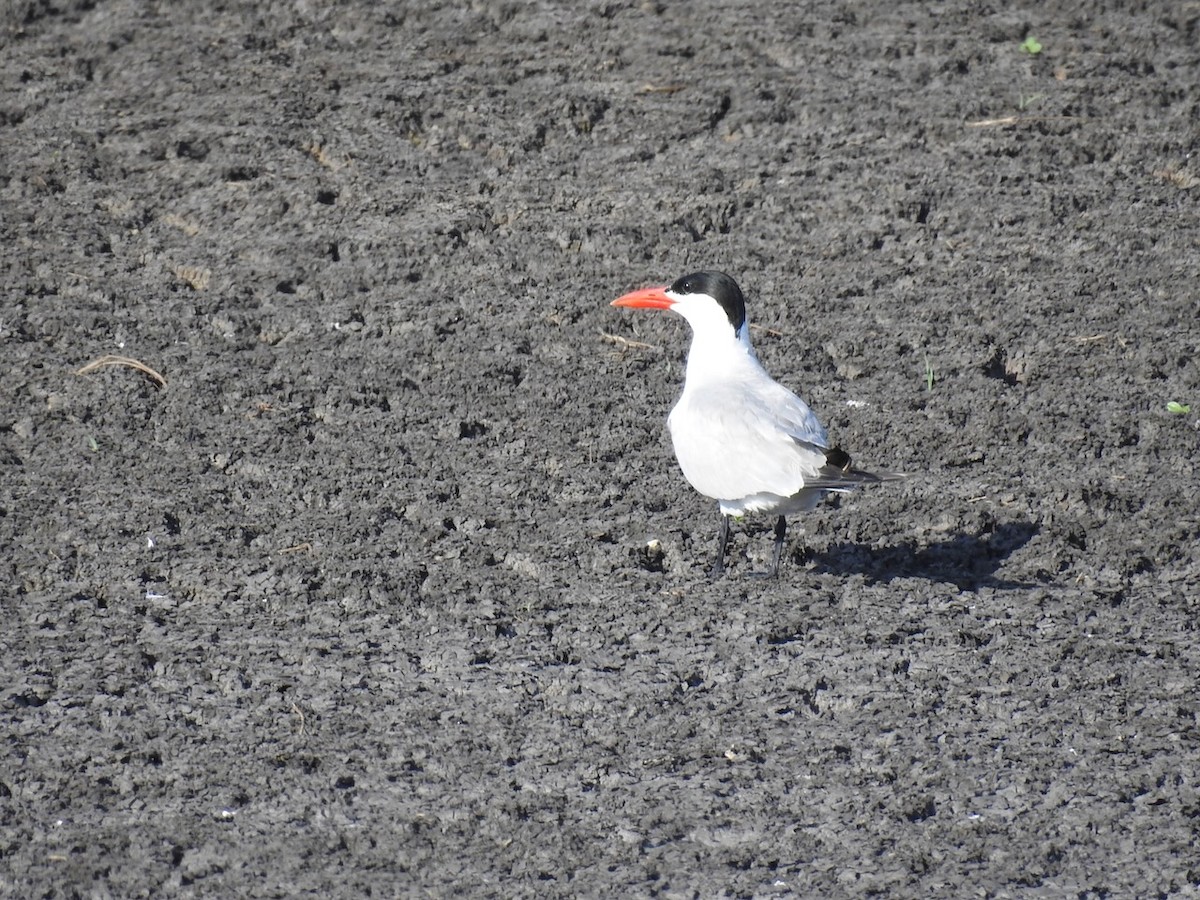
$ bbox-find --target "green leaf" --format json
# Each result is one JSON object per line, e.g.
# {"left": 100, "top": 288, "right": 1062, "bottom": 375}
{"left": 1167, "top": 401, "right": 1190, "bottom": 415}
{"left": 1021, "top": 36, "right": 1043, "bottom": 54}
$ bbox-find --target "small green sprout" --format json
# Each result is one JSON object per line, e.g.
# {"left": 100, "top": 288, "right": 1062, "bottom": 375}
{"left": 1021, "top": 36, "right": 1043, "bottom": 55}
{"left": 924, "top": 356, "right": 936, "bottom": 392}
{"left": 1167, "top": 401, "right": 1191, "bottom": 415}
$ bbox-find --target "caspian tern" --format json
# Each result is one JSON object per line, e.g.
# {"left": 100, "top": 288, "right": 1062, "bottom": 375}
{"left": 612, "top": 271, "right": 905, "bottom": 579}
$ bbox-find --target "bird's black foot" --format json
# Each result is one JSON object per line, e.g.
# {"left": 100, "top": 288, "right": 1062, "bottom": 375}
{"left": 708, "top": 514, "right": 731, "bottom": 580}
{"left": 747, "top": 515, "right": 787, "bottom": 579}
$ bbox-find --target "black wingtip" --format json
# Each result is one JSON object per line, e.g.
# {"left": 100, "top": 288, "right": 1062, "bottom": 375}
{"left": 824, "top": 447, "right": 853, "bottom": 473}
{"left": 823, "top": 446, "right": 908, "bottom": 483}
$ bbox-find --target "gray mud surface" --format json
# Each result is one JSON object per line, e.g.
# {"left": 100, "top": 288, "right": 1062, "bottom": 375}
{"left": 3, "top": 2, "right": 1200, "bottom": 896}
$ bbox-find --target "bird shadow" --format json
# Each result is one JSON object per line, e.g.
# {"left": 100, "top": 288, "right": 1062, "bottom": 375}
{"left": 808, "top": 520, "right": 1042, "bottom": 591}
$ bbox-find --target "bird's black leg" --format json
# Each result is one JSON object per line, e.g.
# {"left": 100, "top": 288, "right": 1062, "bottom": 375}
{"left": 767, "top": 515, "right": 787, "bottom": 578}
{"left": 709, "top": 514, "right": 730, "bottom": 580}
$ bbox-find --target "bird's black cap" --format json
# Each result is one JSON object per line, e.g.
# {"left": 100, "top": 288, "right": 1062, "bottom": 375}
{"left": 670, "top": 271, "right": 746, "bottom": 333}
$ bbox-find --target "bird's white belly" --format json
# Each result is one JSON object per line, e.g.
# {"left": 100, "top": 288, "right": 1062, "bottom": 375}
{"left": 667, "top": 390, "right": 827, "bottom": 516}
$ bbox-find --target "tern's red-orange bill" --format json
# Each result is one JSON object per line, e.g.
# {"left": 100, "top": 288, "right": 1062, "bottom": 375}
{"left": 611, "top": 286, "right": 673, "bottom": 310}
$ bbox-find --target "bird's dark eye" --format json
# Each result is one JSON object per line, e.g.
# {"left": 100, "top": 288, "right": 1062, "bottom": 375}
{"left": 671, "top": 275, "right": 697, "bottom": 295}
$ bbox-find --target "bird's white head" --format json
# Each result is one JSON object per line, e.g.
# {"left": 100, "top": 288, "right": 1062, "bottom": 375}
{"left": 612, "top": 271, "right": 759, "bottom": 387}
{"left": 611, "top": 271, "right": 749, "bottom": 344}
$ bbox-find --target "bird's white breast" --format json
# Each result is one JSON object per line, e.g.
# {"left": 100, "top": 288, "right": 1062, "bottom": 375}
{"left": 667, "top": 364, "right": 830, "bottom": 516}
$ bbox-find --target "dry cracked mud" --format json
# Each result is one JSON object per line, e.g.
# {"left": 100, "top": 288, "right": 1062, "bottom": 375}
{"left": 3, "top": 1, "right": 1199, "bottom": 896}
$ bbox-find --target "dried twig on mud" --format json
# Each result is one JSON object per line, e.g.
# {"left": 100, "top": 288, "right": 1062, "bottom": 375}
{"left": 290, "top": 702, "right": 306, "bottom": 736}
{"left": 278, "top": 542, "right": 314, "bottom": 556}
{"left": 600, "top": 332, "right": 659, "bottom": 352}
{"left": 75, "top": 354, "right": 167, "bottom": 388}
{"left": 966, "top": 115, "right": 1081, "bottom": 128}
{"left": 1152, "top": 167, "right": 1200, "bottom": 190}
{"left": 750, "top": 323, "right": 783, "bottom": 338}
